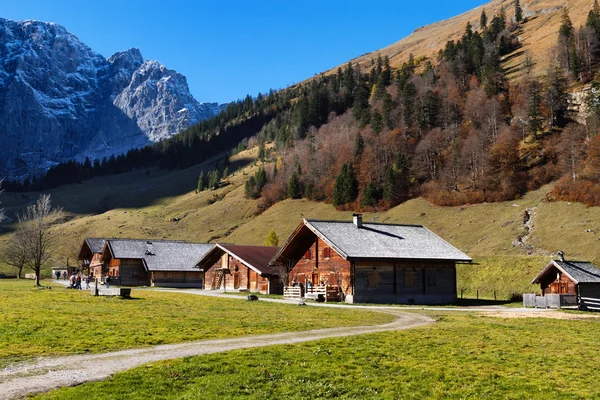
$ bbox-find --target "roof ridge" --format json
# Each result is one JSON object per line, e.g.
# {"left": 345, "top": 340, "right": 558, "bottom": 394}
{"left": 305, "top": 219, "right": 425, "bottom": 228}
{"left": 105, "top": 238, "right": 209, "bottom": 245}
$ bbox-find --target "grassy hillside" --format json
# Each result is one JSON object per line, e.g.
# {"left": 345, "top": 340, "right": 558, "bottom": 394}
{"left": 3, "top": 144, "right": 600, "bottom": 298}
{"left": 325, "top": 0, "right": 592, "bottom": 81}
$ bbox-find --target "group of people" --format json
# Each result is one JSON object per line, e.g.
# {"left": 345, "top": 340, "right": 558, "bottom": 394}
{"left": 54, "top": 270, "right": 92, "bottom": 290}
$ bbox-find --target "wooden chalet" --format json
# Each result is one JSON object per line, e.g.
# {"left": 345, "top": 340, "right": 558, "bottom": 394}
{"left": 530, "top": 253, "right": 600, "bottom": 311}
{"left": 271, "top": 214, "right": 472, "bottom": 304}
{"left": 78, "top": 238, "right": 108, "bottom": 277}
{"left": 95, "top": 239, "right": 214, "bottom": 287}
{"left": 196, "top": 244, "right": 283, "bottom": 295}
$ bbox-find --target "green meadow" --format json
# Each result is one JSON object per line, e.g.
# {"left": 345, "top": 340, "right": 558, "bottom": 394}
{"left": 38, "top": 312, "right": 600, "bottom": 400}
{"left": 0, "top": 280, "right": 392, "bottom": 368}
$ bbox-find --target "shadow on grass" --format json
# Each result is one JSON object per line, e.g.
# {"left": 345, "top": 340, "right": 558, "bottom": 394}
{"left": 452, "top": 298, "right": 517, "bottom": 307}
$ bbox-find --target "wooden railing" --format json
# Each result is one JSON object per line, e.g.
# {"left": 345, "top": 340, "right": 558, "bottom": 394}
{"left": 523, "top": 294, "right": 577, "bottom": 309}
{"left": 284, "top": 286, "right": 341, "bottom": 302}
{"left": 284, "top": 286, "right": 302, "bottom": 299}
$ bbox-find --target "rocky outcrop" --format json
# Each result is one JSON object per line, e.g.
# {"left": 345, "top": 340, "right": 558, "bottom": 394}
{"left": 0, "top": 18, "right": 222, "bottom": 178}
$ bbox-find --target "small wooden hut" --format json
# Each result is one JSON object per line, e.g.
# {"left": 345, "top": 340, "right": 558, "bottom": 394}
{"left": 197, "top": 244, "right": 283, "bottom": 295}
{"left": 531, "top": 253, "right": 600, "bottom": 311}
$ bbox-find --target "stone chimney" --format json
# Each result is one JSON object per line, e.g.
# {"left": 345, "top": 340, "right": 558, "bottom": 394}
{"left": 557, "top": 251, "right": 565, "bottom": 262}
{"left": 353, "top": 213, "right": 363, "bottom": 229}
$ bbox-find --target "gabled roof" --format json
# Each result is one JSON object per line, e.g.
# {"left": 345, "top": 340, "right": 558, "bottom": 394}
{"left": 271, "top": 219, "right": 472, "bottom": 264}
{"left": 78, "top": 237, "right": 108, "bottom": 259}
{"left": 196, "top": 244, "right": 281, "bottom": 276}
{"left": 104, "top": 239, "right": 214, "bottom": 272}
{"left": 532, "top": 260, "right": 600, "bottom": 285}
{"left": 85, "top": 238, "right": 107, "bottom": 254}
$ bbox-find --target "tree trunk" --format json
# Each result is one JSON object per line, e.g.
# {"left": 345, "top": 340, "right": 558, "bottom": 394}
{"left": 17, "top": 266, "right": 23, "bottom": 279}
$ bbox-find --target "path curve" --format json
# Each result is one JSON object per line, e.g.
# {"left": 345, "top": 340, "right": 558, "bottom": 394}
{"left": 0, "top": 307, "right": 432, "bottom": 399}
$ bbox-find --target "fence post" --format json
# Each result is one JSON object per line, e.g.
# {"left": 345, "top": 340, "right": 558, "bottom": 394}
{"left": 494, "top": 290, "right": 497, "bottom": 301}
{"left": 461, "top": 289, "right": 463, "bottom": 299}
{"left": 476, "top": 289, "right": 479, "bottom": 300}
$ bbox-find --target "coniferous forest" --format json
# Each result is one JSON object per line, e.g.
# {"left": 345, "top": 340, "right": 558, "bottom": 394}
{"left": 8, "top": 1, "right": 600, "bottom": 210}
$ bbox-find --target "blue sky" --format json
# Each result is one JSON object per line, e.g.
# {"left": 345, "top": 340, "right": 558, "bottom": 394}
{"left": 3, "top": 0, "right": 485, "bottom": 104}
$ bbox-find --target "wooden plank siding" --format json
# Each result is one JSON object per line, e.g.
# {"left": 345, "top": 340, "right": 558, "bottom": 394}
{"left": 579, "top": 284, "right": 600, "bottom": 311}
{"left": 288, "top": 238, "right": 353, "bottom": 296}
{"left": 151, "top": 271, "right": 204, "bottom": 288}
{"left": 539, "top": 266, "right": 577, "bottom": 295}
{"left": 204, "top": 255, "right": 281, "bottom": 295}
{"left": 113, "top": 259, "right": 150, "bottom": 286}
{"left": 353, "top": 260, "right": 456, "bottom": 304}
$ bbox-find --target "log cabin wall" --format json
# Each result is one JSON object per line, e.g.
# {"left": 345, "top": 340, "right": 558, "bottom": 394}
{"left": 115, "top": 258, "right": 150, "bottom": 286}
{"left": 289, "top": 238, "right": 353, "bottom": 295}
{"left": 353, "top": 260, "right": 456, "bottom": 305}
{"left": 151, "top": 271, "right": 204, "bottom": 288}
{"left": 579, "top": 284, "right": 600, "bottom": 310}
{"left": 540, "top": 267, "right": 577, "bottom": 295}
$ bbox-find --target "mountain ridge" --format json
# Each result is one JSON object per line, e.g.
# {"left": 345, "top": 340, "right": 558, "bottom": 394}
{"left": 0, "top": 18, "right": 223, "bottom": 179}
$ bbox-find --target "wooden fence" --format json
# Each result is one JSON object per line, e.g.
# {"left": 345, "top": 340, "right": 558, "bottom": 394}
{"left": 523, "top": 294, "right": 577, "bottom": 309}
{"left": 283, "top": 286, "right": 340, "bottom": 302}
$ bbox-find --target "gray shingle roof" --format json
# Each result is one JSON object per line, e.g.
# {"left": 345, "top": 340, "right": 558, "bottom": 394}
{"left": 533, "top": 260, "right": 600, "bottom": 284}
{"left": 107, "top": 239, "right": 214, "bottom": 272}
{"left": 85, "top": 238, "right": 107, "bottom": 254}
{"left": 304, "top": 219, "right": 472, "bottom": 262}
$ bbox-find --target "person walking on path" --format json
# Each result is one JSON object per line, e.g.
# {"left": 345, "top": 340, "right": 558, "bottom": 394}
{"left": 55, "top": 270, "right": 61, "bottom": 280}
{"left": 105, "top": 274, "right": 111, "bottom": 289}
{"left": 85, "top": 275, "right": 91, "bottom": 290}
{"left": 76, "top": 274, "right": 82, "bottom": 290}
{"left": 62, "top": 271, "right": 67, "bottom": 280}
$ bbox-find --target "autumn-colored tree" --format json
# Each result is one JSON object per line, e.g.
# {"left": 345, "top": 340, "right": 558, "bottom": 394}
{"left": 265, "top": 230, "right": 279, "bottom": 246}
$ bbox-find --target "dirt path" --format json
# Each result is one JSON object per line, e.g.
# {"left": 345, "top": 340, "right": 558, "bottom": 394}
{"left": 0, "top": 308, "right": 432, "bottom": 399}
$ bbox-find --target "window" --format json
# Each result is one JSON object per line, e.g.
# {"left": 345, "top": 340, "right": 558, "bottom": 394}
{"left": 303, "top": 250, "right": 312, "bottom": 260}
{"left": 323, "top": 247, "right": 332, "bottom": 259}
{"left": 404, "top": 271, "right": 415, "bottom": 287}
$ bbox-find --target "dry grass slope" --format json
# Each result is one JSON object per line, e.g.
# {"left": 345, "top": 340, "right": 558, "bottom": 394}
{"left": 324, "top": 0, "right": 593, "bottom": 81}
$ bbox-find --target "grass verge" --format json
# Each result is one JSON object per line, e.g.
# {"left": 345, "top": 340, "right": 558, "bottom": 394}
{"left": 37, "top": 312, "right": 600, "bottom": 399}
{"left": 0, "top": 280, "right": 392, "bottom": 368}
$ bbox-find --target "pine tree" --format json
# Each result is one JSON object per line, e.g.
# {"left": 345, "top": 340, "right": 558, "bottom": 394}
{"left": 258, "top": 140, "right": 266, "bottom": 162}
{"left": 480, "top": 9, "right": 488, "bottom": 29}
{"left": 361, "top": 181, "right": 378, "bottom": 207}
{"left": 382, "top": 165, "right": 396, "bottom": 202}
{"left": 545, "top": 66, "right": 569, "bottom": 128}
{"left": 265, "top": 230, "right": 279, "bottom": 246}
{"left": 208, "top": 169, "right": 220, "bottom": 190}
{"left": 333, "top": 163, "right": 358, "bottom": 207}
{"left": 371, "top": 109, "right": 384, "bottom": 133}
{"left": 354, "top": 132, "right": 365, "bottom": 158}
{"left": 559, "top": 8, "right": 574, "bottom": 39}
{"left": 197, "top": 171, "right": 206, "bottom": 192}
{"left": 382, "top": 92, "right": 394, "bottom": 130}
{"left": 287, "top": 172, "right": 301, "bottom": 199}
{"left": 514, "top": 0, "right": 523, "bottom": 23}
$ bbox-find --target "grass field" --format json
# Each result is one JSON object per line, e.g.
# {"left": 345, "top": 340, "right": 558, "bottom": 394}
{"left": 0, "top": 280, "right": 393, "bottom": 368}
{"left": 37, "top": 312, "right": 600, "bottom": 399}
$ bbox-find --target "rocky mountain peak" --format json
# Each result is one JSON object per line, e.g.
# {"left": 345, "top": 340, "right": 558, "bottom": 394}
{"left": 0, "top": 18, "right": 223, "bottom": 179}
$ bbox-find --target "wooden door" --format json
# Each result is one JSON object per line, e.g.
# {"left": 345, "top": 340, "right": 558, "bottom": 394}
{"left": 312, "top": 272, "right": 319, "bottom": 286}
{"left": 233, "top": 272, "right": 240, "bottom": 289}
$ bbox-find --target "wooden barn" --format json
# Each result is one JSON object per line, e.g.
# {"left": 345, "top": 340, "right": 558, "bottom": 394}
{"left": 530, "top": 253, "right": 600, "bottom": 311}
{"left": 196, "top": 244, "right": 283, "bottom": 295}
{"left": 98, "top": 239, "right": 214, "bottom": 287}
{"left": 271, "top": 214, "right": 472, "bottom": 304}
{"left": 78, "top": 238, "right": 108, "bottom": 277}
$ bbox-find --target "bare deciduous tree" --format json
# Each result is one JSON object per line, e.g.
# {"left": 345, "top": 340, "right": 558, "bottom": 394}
{"left": 16, "top": 194, "right": 62, "bottom": 286}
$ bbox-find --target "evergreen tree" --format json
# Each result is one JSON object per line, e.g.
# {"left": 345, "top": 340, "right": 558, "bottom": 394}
{"left": 382, "top": 92, "right": 394, "bottom": 130}
{"left": 545, "top": 66, "right": 569, "bottom": 128}
{"left": 287, "top": 172, "right": 301, "bottom": 199}
{"left": 208, "top": 169, "right": 220, "bottom": 190}
{"left": 559, "top": 7, "right": 574, "bottom": 39}
{"left": 258, "top": 140, "right": 266, "bottom": 161}
{"left": 480, "top": 9, "right": 488, "bottom": 29}
{"left": 403, "top": 81, "right": 417, "bottom": 128}
{"left": 514, "top": 0, "right": 523, "bottom": 23}
{"left": 382, "top": 165, "right": 396, "bottom": 202}
{"left": 354, "top": 132, "right": 365, "bottom": 159}
{"left": 361, "top": 181, "right": 378, "bottom": 207}
{"left": 333, "top": 163, "right": 358, "bottom": 207}
{"left": 371, "top": 109, "right": 384, "bottom": 133}
{"left": 197, "top": 171, "right": 206, "bottom": 192}
{"left": 265, "top": 229, "right": 279, "bottom": 246}
{"left": 222, "top": 167, "right": 229, "bottom": 179}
